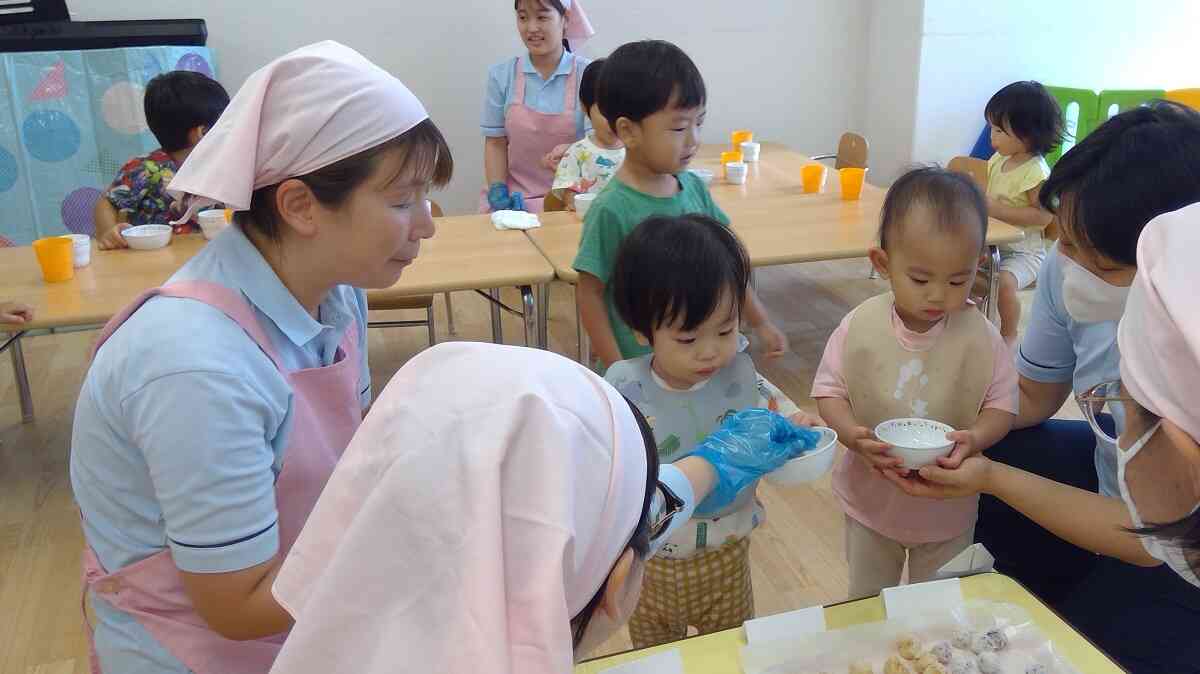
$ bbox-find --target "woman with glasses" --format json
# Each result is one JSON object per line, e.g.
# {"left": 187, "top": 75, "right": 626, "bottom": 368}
{"left": 264, "top": 342, "right": 801, "bottom": 674}
{"left": 888, "top": 105, "right": 1200, "bottom": 673}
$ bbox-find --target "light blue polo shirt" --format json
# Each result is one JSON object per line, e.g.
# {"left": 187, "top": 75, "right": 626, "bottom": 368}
{"left": 70, "top": 225, "right": 370, "bottom": 674}
{"left": 1015, "top": 244, "right": 1122, "bottom": 497}
{"left": 481, "top": 50, "right": 590, "bottom": 139}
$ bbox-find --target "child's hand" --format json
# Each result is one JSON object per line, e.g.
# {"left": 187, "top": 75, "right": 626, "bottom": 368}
{"left": 847, "top": 426, "right": 901, "bottom": 471}
{"left": 938, "top": 429, "right": 981, "bottom": 469}
{"left": 788, "top": 410, "right": 824, "bottom": 428}
{"left": 542, "top": 144, "right": 570, "bottom": 170}
{"left": 98, "top": 223, "right": 131, "bottom": 250}
{"left": 0, "top": 301, "right": 33, "bottom": 325}
{"left": 754, "top": 321, "right": 789, "bottom": 358}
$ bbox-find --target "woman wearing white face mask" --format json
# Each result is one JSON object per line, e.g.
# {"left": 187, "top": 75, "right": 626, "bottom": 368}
{"left": 890, "top": 205, "right": 1200, "bottom": 672}
{"left": 266, "top": 342, "right": 806, "bottom": 674}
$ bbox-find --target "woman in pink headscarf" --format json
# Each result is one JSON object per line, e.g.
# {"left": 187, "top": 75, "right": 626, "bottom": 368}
{"left": 892, "top": 205, "right": 1200, "bottom": 668}
{"left": 269, "top": 342, "right": 806, "bottom": 674}
{"left": 70, "top": 42, "right": 452, "bottom": 674}
{"left": 482, "top": 0, "right": 596, "bottom": 212}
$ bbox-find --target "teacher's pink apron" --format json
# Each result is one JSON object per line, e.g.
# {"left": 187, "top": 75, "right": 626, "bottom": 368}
{"left": 481, "top": 56, "right": 580, "bottom": 213}
{"left": 81, "top": 280, "right": 362, "bottom": 674}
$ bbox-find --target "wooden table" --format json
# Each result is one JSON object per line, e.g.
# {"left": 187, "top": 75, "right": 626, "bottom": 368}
{"left": 576, "top": 573, "right": 1123, "bottom": 674}
{"left": 0, "top": 221, "right": 555, "bottom": 421}
{"left": 525, "top": 145, "right": 1025, "bottom": 362}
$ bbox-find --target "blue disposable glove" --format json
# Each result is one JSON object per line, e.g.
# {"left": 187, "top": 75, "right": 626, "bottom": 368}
{"left": 487, "top": 182, "right": 513, "bottom": 212}
{"left": 510, "top": 191, "right": 526, "bottom": 212}
{"left": 687, "top": 409, "right": 822, "bottom": 515}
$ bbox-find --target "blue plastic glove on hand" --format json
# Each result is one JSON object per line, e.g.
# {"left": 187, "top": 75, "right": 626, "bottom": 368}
{"left": 487, "top": 182, "right": 513, "bottom": 212}
{"left": 510, "top": 191, "right": 526, "bottom": 212}
{"left": 687, "top": 408, "right": 822, "bottom": 515}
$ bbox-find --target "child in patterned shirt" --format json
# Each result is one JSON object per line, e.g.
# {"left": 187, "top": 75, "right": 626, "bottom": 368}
{"left": 95, "top": 71, "right": 229, "bottom": 249}
{"left": 550, "top": 58, "right": 624, "bottom": 210}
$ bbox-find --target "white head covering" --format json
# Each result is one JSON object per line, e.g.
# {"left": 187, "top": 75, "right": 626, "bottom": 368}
{"left": 270, "top": 342, "right": 649, "bottom": 674}
{"left": 1119, "top": 201, "right": 1200, "bottom": 441}
{"left": 561, "top": 0, "right": 595, "bottom": 51}
{"left": 167, "top": 40, "right": 429, "bottom": 223}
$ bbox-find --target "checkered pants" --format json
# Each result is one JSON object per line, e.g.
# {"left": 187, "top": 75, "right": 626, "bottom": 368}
{"left": 627, "top": 537, "right": 754, "bottom": 649}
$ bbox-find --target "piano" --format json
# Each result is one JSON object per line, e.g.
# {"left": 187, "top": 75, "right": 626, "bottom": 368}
{"left": 0, "top": 0, "right": 205, "bottom": 52}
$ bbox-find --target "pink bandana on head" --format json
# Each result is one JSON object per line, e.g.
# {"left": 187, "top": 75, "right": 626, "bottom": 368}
{"left": 1118, "top": 201, "right": 1200, "bottom": 442}
{"left": 562, "top": 0, "right": 595, "bottom": 51}
{"left": 166, "top": 40, "right": 430, "bottom": 224}
{"left": 269, "top": 342, "right": 649, "bottom": 674}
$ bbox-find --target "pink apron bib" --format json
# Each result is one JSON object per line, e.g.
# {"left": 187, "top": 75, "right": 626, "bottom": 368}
{"left": 481, "top": 56, "right": 580, "bottom": 213}
{"left": 81, "top": 280, "right": 362, "bottom": 674}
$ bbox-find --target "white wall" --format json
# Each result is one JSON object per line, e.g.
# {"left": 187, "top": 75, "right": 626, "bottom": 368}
{"left": 911, "top": 0, "right": 1200, "bottom": 170}
{"left": 860, "top": 0, "right": 923, "bottom": 185}
{"left": 72, "top": 0, "right": 868, "bottom": 214}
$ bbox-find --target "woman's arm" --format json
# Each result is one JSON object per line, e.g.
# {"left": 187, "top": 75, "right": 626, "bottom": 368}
{"left": 1016, "top": 375, "right": 1072, "bottom": 429}
{"left": 484, "top": 136, "right": 510, "bottom": 187}
{"left": 181, "top": 560, "right": 292, "bottom": 640}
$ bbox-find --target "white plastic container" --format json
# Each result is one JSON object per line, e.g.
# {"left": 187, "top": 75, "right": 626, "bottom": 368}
{"left": 765, "top": 427, "right": 839, "bottom": 486}
{"left": 740, "top": 141, "right": 762, "bottom": 162}
{"left": 688, "top": 168, "right": 714, "bottom": 185}
{"left": 726, "top": 161, "right": 748, "bottom": 185}
{"left": 61, "top": 234, "right": 91, "bottom": 267}
{"left": 123, "top": 224, "right": 173, "bottom": 251}
{"left": 874, "top": 418, "right": 956, "bottom": 469}
{"left": 573, "top": 192, "right": 597, "bottom": 220}
{"left": 198, "top": 209, "right": 230, "bottom": 241}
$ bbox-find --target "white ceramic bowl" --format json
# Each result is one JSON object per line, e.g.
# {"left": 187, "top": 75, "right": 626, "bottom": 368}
{"left": 688, "top": 168, "right": 714, "bottom": 185}
{"left": 574, "top": 192, "right": 597, "bottom": 219}
{"left": 123, "top": 224, "right": 173, "bottom": 251}
{"left": 198, "top": 209, "right": 230, "bottom": 240}
{"left": 765, "top": 426, "right": 839, "bottom": 487}
{"left": 875, "top": 418, "right": 956, "bottom": 469}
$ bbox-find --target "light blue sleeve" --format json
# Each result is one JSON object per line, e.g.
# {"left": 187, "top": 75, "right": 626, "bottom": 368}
{"left": 649, "top": 464, "right": 697, "bottom": 558}
{"left": 482, "top": 61, "right": 510, "bottom": 138}
{"left": 1016, "top": 247, "right": 1076, "bottom": 384}
{"left": 351, "top": 287, "right": 372, "bottom": 409}
{"left": 124, "top": 371, "right": 283, "bottom": 573}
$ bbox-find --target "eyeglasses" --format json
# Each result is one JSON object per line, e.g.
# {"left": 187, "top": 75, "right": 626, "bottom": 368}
{"left": 1076, "top": 380, "right": 1133, "bottom": 445}
{"left": 649, "top": 480, "right": 685, "bottom": 543}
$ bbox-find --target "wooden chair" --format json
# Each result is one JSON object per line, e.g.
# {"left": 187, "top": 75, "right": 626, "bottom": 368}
{"left": 543, "top": 191, "right": 568, "bottom": 213}
{"left": 365, "top": 200, "right": 446, "bottom": 346}
{"left": 948, "top": 155, "right": 988, "bottom": 191}
{"left": 810, "top": 132, "right": 869, "bottom": 169}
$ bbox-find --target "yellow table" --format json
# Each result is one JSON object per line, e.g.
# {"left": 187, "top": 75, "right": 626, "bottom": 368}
{"left": 576, "top": 573, "right": 1122, "bottom": 673}
{"left": 0, "top": 223, "right": 555, "bottom": 421}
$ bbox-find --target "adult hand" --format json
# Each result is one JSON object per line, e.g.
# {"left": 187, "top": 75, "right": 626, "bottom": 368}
{"left": 754, "top": 320, "right": 789, "bottom": 358}
{"left": 97, "top": 223, "right": 131, "bottom": 250}
{"left": 881, "top": 456, "right": 993, "bottom": 499}
{"left": 846, "top": 426, "right": 901, "bottom": 471}
{"left": 487, "top": 182, "right": 513, "bottom": 212}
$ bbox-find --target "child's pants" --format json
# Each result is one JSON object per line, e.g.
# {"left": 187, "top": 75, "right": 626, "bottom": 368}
{"left": 627, "top": 537, "right": 753, "bottom": 649}
{"left": 844, "top": 515, "right": 975, "bottom": 600}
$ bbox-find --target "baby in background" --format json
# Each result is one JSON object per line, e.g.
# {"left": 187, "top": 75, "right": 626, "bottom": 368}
{"left": 812, "top": 167, "right": 1017, "bottom": 599}
{"left": 983, "top": 81, "right": 1062, "bottom": 345}
{"left": 605, "top": 213, "right": 816, "bottom": 649}
{"left": 550, "top": 58, "right": 624, "bottom": 210}
{"left": 94, "top": 71, "right": 230, "bottom": 250}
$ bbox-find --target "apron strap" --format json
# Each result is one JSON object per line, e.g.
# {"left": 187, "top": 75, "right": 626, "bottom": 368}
{"left": 512, "top": 57, "right": 527, "bottom": 104}
{"left": 562, "top": 55, "right": 577, "bottom": 114}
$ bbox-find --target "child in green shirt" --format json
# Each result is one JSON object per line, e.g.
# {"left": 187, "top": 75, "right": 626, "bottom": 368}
{"left": 572, "top": 39, "right": 786, "bottom": 370}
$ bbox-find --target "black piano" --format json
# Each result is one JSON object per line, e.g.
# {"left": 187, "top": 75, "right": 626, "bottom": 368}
{"left": 0, "top": 0, "right": 205, "bottom": 52}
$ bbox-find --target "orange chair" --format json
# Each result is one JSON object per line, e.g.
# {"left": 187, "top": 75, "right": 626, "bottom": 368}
{"left": 1165, "top": 88, "right": 1200, "bottom": 111}
{"left": 948, "top": 155, "right": 988, "bottom": 191}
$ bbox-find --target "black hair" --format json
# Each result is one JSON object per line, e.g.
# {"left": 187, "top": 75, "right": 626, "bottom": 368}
{"left": 1039, "top": 100, "right": 1200, "bottom": 266}
{"left": 597, "top": 40, "right": 706, "bottom": 130}
{"left": 569, "top": 396, "right": 658, "bottom": 651}
{"left": 579, "top": 58, "right": 605, "bottom": 113}
{"left": 144, "top": 71, "right": 230, "bottom": 153}
{"left": 984, "top": 81, "right": 1064, "bottom": 156}
{"left": 611, "top": 214, "right": 750, "bottom": 344}
{"left": 879, "top": 166, "right": 988, "bottom": 251}
{"left": 236, "top": 118, "right": 453, "bottom": 241}
{"left": 1136, "top": 515, "right": 1200, "bottom": 578}
{"left": 513, "top": 0, "right": 571, "bottom": 52}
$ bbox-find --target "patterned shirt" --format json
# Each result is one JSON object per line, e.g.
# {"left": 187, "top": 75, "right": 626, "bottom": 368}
{"left": 105, "top": 149, "right": 195, "bottom": 234}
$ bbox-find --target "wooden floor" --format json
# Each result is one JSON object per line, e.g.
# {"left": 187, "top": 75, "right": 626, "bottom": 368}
{"left": 0, "top": 258, "right": 1043, "bottom": 672}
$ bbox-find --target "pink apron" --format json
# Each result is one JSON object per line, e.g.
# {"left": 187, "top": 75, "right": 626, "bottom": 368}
{"left": 81, "top": 280, "right": 362, "bottom": 674}
{"left": 481, "top": 56, "right": 581, "bottom": 213}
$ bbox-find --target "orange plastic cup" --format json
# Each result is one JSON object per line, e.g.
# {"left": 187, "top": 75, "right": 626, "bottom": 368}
{"left": 731, "top": 129, "right": 754, "bottom": 150}
{"left": 839, "top": 167, "right": 868, "bottom": 201}
{"left": 33, "top": 236, "right": 74, "bottom": 282}
{"left": 801, "top": 164, "right": 826, "bottom": 193}
{"left": 720, "top": 150, "right": 743, "bottom": 177}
